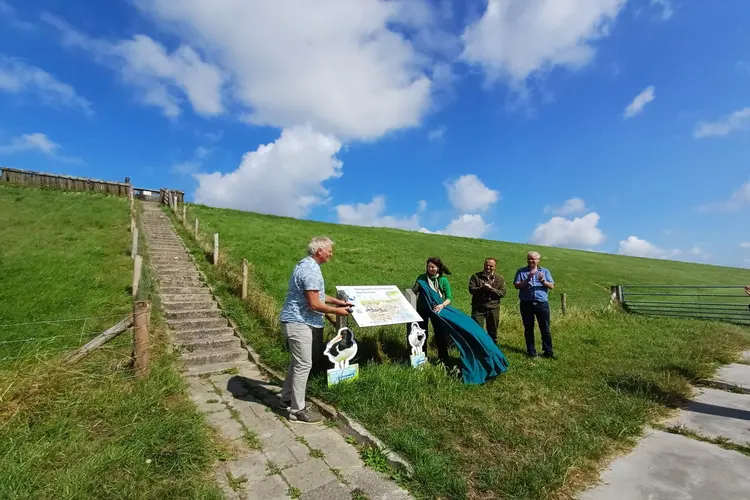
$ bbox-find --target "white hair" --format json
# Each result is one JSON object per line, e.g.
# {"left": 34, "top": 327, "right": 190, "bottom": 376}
{"left": 527, "top": 251, "right": 541, "bottom": 259}
{"left": 308, "top": 236, "right": 334, "bottom": 256}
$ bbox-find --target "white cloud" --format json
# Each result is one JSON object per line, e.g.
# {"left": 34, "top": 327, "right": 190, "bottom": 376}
{"left": 443, "top": 214, "right": 492, "bottom": 238}
{"left": 336, "top": 196, "right": 420, "bottom": 230}
{"left": 0, "top": 133, "right": 84, "bottom": 164}
{"left": 617, "top": 236, "right": 681, "bottom": 259}
{"left": 427, "top": 126, "right": 446, "bottom": 141}
{"left": 697, "top": 182, "right": 750, "bottom": 213}
{"left": 543, "top": 197, "right": 588, "bottom": 216}
{"left": 418, "top": 200, "right": 428, "bottom": 212}
{"left": 0, "top": 1, "right": 34, "bottom": 31}
{"left": 651, "top": 0, "right": 674, "bottom": 21}
{"left": 43, "top": 14, "right": 224, "bottom": 118}
{"left": 693, "top": 107, "right": 750, "bottom": 139}
{"left": 461, "top": 0, "right": 626, "bottom": 85}
{"left": 193, "top": 125, "right": 342, "bottom": 218}
{"left": 446, "top": 174, "right": 500, "bottom": 213}
{"left": 531, "top": 212, "right": 605, "bottom": 248}
{"left": 740, "top": 242, "right": 750, "bottom": 249}
{"left": 135, "top": 0, "right": 439, "bottom": 140}
{"left": 0, "top": 56, "right": 93, "bottom": 114}
{"left": 623, "top": 85, "right": 655, "bottom": 119}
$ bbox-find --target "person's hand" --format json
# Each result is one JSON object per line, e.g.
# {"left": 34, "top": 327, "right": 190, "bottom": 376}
{"left": 433, "top": 304, "right": 445, "bottom": 313}
{"left": 337, "top": 307, "right": 351, "bottom": 317}
{"left": 483, "top": 282, "right": 493, "bottom": 289}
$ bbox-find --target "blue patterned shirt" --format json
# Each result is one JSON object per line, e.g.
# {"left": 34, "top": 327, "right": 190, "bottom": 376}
{"left": 280, "top": 256, "right": 325, "bottom": 327}
{"left": 513, "top": 266, "right": 555, "bottom": 302}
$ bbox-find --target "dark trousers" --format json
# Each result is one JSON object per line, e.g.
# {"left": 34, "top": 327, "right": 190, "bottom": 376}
{"left": 407, "top": 318, "right": 449, "bottom": 361}
{"left": 471, "top": 306, "right": 500, "bottom": 341}
{"left": 519, "top": 301, "right": 553, "bottom": 355}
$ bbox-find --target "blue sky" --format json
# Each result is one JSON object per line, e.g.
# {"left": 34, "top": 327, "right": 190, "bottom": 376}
{"left": 1, "top": 0, "right": 749, "bottom": 267}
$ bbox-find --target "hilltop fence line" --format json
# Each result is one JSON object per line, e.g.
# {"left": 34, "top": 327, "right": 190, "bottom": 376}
{"left": 0, "top": 166, "right": 184, "bottom": 204}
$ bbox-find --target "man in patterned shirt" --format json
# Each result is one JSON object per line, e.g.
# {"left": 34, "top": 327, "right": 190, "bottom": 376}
{"left": 279, "top": 237, "right": 353, "bottom": 424}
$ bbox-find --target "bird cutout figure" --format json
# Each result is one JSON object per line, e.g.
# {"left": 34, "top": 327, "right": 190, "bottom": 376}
{"left": 408, "top": 322, "right": 426, "bottom": 356}
{"left": 324, "top": 327, "right": 358, "bottom": 370}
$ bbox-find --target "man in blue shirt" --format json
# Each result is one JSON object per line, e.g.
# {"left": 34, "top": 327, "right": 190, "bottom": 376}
{"left": 513, "top": 251, "right": 556, "bottom": 359}
{"left": 279, "top": 237, "right": 352, "bottom": 424}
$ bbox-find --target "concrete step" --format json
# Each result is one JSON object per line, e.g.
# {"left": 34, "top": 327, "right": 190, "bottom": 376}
{"left": 158, "top": 277, "right": 203, "bottom": 287}
{"left": 181, "top": 348, "right": 247, "bottom": 366}
{"left": 184, "top": 361, "right": 245, "bottom": 377}
{"left": 172, "top": 327, "right": 236, "bottom": 342}
{"left": 154, "top": 263, "right": 198, "bottom": 272}
{"left": 163, "top": 299, "right": 217, "bottom": 311}
{"left": 161, "top": 292, "right": 214, "bottom": 303}
{"left": 150, "top": 255, "right": 191, "bottom": 262}
{"left": 146, "top": 238, "right": 183, "bottom": 247}
{"left": 174, "top": 334, "right": 240, "bottom": 352}
{"left": 156, "top": 268, "right": 201, "bottom": 277}
{"left": 148, "top": 247, "right": 189, "bottom": 257}
{"left": 160, "top": 286, "right": 212, "bottom": 296}
{"left": 166, "top": 308, "right": 223, "bottom": 320}
{"left": 149, "top": 247, "right": 187, "bottom": 254}
{"left": 169, "top": 317, "right": 228, "bottom": 331}
{"left": 148, "top": 241, "right": 183, "bottom": 247}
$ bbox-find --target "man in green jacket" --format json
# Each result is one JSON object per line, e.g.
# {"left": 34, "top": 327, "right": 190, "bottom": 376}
{"left": 468, "top": 258, "right": 507, "bottom": 342}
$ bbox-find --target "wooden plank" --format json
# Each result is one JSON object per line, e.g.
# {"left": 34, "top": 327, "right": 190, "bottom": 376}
{"left": 65, "top": 315, "right": 134, "bottom": 364}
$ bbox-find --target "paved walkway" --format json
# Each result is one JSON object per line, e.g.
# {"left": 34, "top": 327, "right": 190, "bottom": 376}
{"left": 580, "top": 357, "right": 750, "bottom": 500}
{"left": 141, "top": 203, "right": 410, "bottom": 500}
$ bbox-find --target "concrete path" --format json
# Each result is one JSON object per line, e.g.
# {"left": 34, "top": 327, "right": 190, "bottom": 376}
{"left": 141, "top": 203, "right": 410, "bottom": 500}
{"left": 580, "top": 358, "right": 750, "bottom": 500}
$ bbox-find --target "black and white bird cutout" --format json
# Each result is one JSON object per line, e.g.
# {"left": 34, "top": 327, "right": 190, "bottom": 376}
{"left": 324, "top": 327, "right": 358, "bottom": 370}
{"left": 408, "top": 322, "right": 426, "bottom": 356}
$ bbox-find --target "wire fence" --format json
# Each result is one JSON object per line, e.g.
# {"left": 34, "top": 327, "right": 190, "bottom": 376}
{"left": 620, "top": 284, "right": 750, "bottom": 325}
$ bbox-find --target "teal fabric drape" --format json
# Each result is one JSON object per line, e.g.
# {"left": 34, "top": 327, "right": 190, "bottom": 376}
{"left": 416, "top": 278, "right": 509, "bottom": 385}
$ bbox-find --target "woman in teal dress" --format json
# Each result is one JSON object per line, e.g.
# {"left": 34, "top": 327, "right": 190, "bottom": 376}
{"left": 409, "top": 257, "right": 509, "bottom": 385}
{"left": 410, "top": 257, "right": 454, "bottom": 362}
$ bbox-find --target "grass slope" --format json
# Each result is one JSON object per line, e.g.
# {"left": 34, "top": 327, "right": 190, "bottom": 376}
{"left": 0, "top": 186, "right": 221, "bottom": 499}
{"left": 177, "top": 203, "right": 750, "bottom": 499}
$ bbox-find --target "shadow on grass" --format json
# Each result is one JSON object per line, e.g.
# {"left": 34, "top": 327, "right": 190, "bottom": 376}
{"left": 606, "top": 373, "right": 688, "bottom": 409}
{"left": 498, "top": 344, "right": 528, "bottom": 356}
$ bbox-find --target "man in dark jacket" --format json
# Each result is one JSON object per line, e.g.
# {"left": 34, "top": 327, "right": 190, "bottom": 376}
{"left": 468, "top": 258, "right": 507, "bottom": 342}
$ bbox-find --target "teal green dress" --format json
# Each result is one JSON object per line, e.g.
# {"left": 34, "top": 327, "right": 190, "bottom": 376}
{"left": 414, "top": 276, "right": 509, "bottom": 385}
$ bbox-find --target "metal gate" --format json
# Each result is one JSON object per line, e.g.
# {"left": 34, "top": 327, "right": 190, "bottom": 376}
{"left": 618, "top": 285, "right": 750, "bottom": 325}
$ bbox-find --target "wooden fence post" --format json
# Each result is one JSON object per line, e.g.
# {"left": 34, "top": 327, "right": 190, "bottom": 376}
{"left": 129, "top": 187, "right": 134, "bottom": 214}
{"left": 131, "top": 227, "right": 139, "bottom": 259}
{"left": 241, "top": 259, "right": 248, "bottom": 300}
{"left": 561, "top": 293, "right": 567, "bottom": 315}
{"left": 182, "top": 204, "right": 186, "bottom": 223}
{"left": 130, "top": 216, "right": 135, "bottom": 233}
{"left": 132, "top": 300, "right": 151, "bottom": 377}
{"left": 194, "top": 218, "right": 199, "bottom": 238}
{"left": 132, "top": 255, "right": 143, "bottom": 298}
{"left": 213, "top": 233, "right": 219, "bottom": 265}
{"left": 610, "top": 285, "right": 624, "bottom": 305}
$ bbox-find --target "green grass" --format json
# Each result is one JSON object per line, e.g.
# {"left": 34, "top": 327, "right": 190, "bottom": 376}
{"left": 171, "top": 202, "right": 750, "bottom": 499}
{"left": 0, "top": 186, "right": 222, "bottom": 499}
